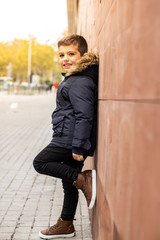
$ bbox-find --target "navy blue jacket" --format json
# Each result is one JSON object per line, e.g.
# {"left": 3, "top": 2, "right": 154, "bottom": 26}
{"left": 51, "top": 52, "right": 98, "bottom": 157}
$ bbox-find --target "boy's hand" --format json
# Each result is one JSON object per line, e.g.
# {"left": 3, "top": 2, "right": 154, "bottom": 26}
{"left": 72, "top": 153, "right": 84, "bottom": 161}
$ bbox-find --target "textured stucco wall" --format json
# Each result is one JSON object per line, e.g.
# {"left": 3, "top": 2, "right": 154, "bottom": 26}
{"left": 77, "top": 0, "right": 160, "bottom": 239}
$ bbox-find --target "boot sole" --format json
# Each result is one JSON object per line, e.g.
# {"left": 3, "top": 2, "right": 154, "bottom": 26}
{"left": 39, "top": 231, "right": 75, "bottom": 239}
{"left": 88, "top": 169, "right": 96, "bottom": 209}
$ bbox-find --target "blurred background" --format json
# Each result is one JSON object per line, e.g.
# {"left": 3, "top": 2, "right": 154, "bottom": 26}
{"left": 0, "top": 0, "right": 68, "bottom": 94}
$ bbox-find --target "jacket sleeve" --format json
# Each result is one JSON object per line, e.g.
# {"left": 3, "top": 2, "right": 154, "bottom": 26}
{"left": 68, "top": 77, "right": 95, "bottom": 152}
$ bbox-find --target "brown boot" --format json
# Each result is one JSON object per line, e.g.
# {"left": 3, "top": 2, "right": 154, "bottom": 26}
{"left": 39, "top": 217, "right": 75, "bottom": 239}
{"left": 73, "top": 169, "right": 96, "bottom": 209}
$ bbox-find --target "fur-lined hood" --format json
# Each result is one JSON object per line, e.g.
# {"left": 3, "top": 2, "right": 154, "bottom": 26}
{"left": 65, "top": 52, "right": 99, "bottom": 77}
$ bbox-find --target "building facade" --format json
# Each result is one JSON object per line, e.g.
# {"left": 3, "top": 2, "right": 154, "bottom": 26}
{"left": 67, "top": 1, "right": 160, "bottom": 239}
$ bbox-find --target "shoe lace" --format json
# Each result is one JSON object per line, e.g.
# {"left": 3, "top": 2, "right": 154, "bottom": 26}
{"left": 49, "top": 224, "right": 59, "bottom": 231}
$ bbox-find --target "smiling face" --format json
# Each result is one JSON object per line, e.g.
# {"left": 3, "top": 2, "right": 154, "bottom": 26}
{"left": 58, "top": 44, "right": 81, "bottom": 72}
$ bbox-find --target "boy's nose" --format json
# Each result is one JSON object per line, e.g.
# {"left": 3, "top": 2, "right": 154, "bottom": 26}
{"left": 63, "top": 54, "right": 69, "bottom": 61}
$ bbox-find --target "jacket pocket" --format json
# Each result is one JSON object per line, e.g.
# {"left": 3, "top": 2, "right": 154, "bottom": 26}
{"left": 52, "top": 115, "right": 65, "bottom": 136}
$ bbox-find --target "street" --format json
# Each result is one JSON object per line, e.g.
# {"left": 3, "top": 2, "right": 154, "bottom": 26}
{"left": 0, "top": 93, "right": 92, "bottom": 240}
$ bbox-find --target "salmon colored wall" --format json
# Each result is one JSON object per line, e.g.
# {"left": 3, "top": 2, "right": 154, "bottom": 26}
{"left": 77, "top": 0, "right": 160, "bottom": 239}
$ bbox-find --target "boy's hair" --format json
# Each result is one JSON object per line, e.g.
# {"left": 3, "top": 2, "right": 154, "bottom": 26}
{"left": 58, "top": 34, "right": 88, "bottom": 56}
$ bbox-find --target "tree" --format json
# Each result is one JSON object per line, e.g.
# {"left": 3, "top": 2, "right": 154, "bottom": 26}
{"left": 0, "top": 42, "right": 11, "bottom": 76}
{"left": 0, "top": 37, "right": 62, "bottom": 82}
{"left": 10, "top": 39, "right": 28, "bottom": 81}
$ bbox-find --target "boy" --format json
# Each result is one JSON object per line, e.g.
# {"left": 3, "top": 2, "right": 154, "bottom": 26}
{"left": 33, "top": 34, "right": 98, "bottom": 239}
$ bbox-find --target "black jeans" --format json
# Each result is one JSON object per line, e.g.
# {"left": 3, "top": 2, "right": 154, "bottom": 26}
{"left": 33, "top": 143, "right": 84, "bottom": 221}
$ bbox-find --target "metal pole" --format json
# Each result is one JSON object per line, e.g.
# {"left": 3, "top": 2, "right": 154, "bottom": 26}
{"left": 28, "top": 38, "right": 32, "bottom": 88}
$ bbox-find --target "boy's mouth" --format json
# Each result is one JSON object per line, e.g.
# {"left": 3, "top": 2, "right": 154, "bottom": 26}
{"left": 63, "top": 63, "right": 72, "bottom": 69}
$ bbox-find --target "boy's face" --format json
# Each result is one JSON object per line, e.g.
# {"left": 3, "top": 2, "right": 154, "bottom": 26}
{"left": 58, "top": 44, "right": 81, "bottom": 72}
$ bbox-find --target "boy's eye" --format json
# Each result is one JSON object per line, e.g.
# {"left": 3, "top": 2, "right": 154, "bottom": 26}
{"left": 59, "top": 54, "right": 64, "bottom": 58}
{"left": 69, "top": 52, "right": 75, "bottom": 56}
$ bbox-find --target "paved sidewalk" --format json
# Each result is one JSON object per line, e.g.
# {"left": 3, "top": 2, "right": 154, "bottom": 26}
{"left": 0, "top": 93, "right": 93, "bottom": 240}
